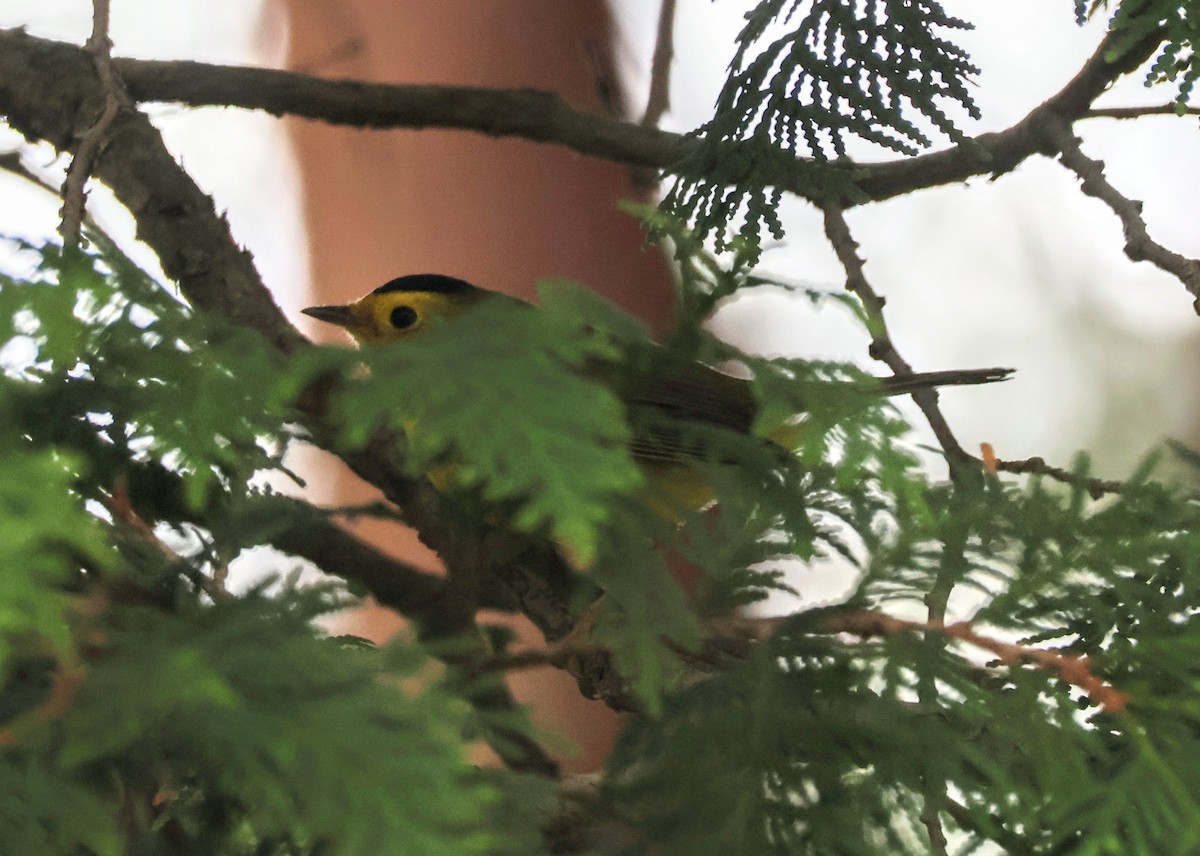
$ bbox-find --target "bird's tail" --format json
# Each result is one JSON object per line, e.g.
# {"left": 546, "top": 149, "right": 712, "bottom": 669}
{"left": 877, "top": 367, "right": 1014, "bottom": 396}
{"left": 761, "top": 367, "right": 1012, "bottom": 454}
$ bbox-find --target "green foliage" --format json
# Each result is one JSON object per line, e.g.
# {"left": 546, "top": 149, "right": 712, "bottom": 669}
{"left": 600, "top": 457, "right": 1200, "bottom": 854}
{"left": 320, "top": 280, "right": 644, "bottom": 566}
{"left": 662, "top": 0, "right": 979, "bottom": 259}
{"left": 1079, "top": 0, "right": 1200, "bottom": 108}
{"left": 0, "top": 239, "right": 294, "bottom": 513}
{"left": 589, "top": 506, "right": 704, "bottom": 714}
{"left": 0, "top": 756, "right": 121, "bottom": 855}
{"left": 726, "top": 0, "right": 978, "bottom": 159}
{"left": 0, "top": 444, "right": 109, "bottom": 663}
{"left": 3, "top": 2, "right": 1200, "bottom": 849}
{"left": 0, "top": 243, "right": 532, "bottom": 854}
{"left": 57, "top": 588, "right": 495, "bottom": 856}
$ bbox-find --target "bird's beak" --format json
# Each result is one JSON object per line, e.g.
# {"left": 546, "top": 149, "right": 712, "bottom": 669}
{"left": 301, "top": 304, "right": 359, "bottom": 329}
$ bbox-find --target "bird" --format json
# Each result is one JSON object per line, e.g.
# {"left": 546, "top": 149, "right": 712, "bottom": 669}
{"left": 302, "top": 274, "right": 1011, "bottom": 515}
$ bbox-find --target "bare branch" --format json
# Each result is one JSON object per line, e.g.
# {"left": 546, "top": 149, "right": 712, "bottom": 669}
{"left": 1086, "top": 104, "right": 1200, "bottom": 119}
{"left": 34, "top": 16, "right": 1155, "bottom": 206}
{"left": 0, "top": 150, "right": 53, "bottom": 191}
{"left": 921, "top": 804, "right": 950, "bottom": 856}
{"left": 1049, "top": 120, "right": 1200, "bottom": 314}
{"left": 245, "top": 496, "right": 451, "bottom": 619}
{"left": 821, "top": 204, "right": 978, "bottom": 480}
{"left": 827, "top": 610, "right": 1130, "bottom": 713}
{"left": 114, "top": 50, "right": 688, "bottom": 170}
{"left": 993, "top": 454, "right": 1124, "bottom": 499}
{"left": 59, "top": 0, "right": 130, "bottom": 251}
{"left": 640, "top": 0, "right": 677, "bottom": 128}
{"left": 690, "top": 608, "right": 1131, "bottom": 714}
{"left": 468, "top": 641, "right": 604, "bottom": 677}
{"left": 0, "top": 17, "right": 1165, "bottom": 213}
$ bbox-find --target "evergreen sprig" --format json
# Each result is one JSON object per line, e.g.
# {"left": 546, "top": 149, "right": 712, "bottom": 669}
{"left": 662, "top": 0, "right": 980, "bottom": 260}
{"left": 0, "top": 245, "right": 528, "bottom": 854}
{"left": 1078, "top": 0, "right": 1200, "bottom": 109}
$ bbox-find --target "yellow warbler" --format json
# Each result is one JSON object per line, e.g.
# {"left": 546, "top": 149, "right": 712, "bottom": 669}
{"left": 303, "top": 274, "right": 1009, "bottom": 515}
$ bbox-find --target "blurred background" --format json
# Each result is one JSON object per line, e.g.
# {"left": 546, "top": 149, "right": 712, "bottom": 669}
{"left": 2, "top": 0, "right": 1197, "bottom": 771}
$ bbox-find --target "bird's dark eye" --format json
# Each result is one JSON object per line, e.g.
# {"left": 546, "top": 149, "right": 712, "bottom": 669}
{"left": 390, "top": 305, "right": 418, "bottom": 330}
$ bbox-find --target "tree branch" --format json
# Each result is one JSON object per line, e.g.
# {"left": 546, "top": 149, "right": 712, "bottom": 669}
{"left": 993, "top": 453, "right": 1124, "bottom": 499}
{"left": 1048, "top": 119, "right": 1200, "bottom": 313}
{"left": 1086, "top": 104, "right": 1200, "bottom": 119}
{"left": 0, "top": 14, "right": 1147, "bottom": 207}
{"left": 826, "top": 610, "right": 1130, "bottom": 713}
{"left": 821, "top": 203, "right": 978, "bottom": 481}
{"left": 639, "top": 0, "right": 677, "bottom": 128}
{"left": 244, "top": 496, "right": 451, "bottom": 618}
{"left": 59, "top": 0, "right": 129, "bottom": 250}
{"left": 0, "top": 28, "right": 301, "bottom": 355}
{"left": 115, "top": 49, "right": 689, "bottom": 169}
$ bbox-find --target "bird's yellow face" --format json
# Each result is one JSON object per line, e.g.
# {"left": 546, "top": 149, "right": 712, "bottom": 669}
{"left": 302, "top": 274, "right": 492, "bottom": 345}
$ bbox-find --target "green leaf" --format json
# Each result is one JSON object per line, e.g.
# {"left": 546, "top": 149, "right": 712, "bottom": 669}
{"left": 59, "top": 588, "right": 495, "bottom": 856}
{"left": 332, "top": 291, "right": 644, "bottom": 565}
{"left": 590, "top": 510, "right": 703, "bottom": 713}
{"left": 0, "top": 442, "right": 112, "bottom": 664}
{"left": 0, "top": 757, "right": 120, "bottom": 856}
{"left": 662, "top": 0, "right": 978, "bottom": 255}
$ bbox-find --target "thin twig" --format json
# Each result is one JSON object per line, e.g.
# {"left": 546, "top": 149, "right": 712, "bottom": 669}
{"left": 59, "top": 0, "right": 129, "bottom": 251}
{"left": 941, "top": 797, "right": 1038, "bottom": 856}
{"left": 0, "top": 151, "right": 61, "bottom": 198}
{"left": 828, "top": 610, "right": 1130, "bottom": 713}
{"left": 468, "top": 641, "right": 603, "bottom": 677}
{"left": 103, "top": 478, "right": 232, "bottom": 602}
{"left": 640, "top": 0, "right": 677, "bottom": 128}
{"left": 921, "top": 805, "right": 950, "bottom": 856}
{"left": 1086, "top": 104, "right": 1200, "bottom": 119}
{"left": 1048, "top": 119, "right": 1200, "bottom": 314}
{"left": 700, "top": 609, "right": 1130, "bottom": 713}
{"left": 995, "top": 455, "right": 1124, "bottom": 499}
{"left": 821, "top": 203, "right": 977, "bottom": 480}
{"left": 918, "top": 505, "right": 970, "bottom": 854}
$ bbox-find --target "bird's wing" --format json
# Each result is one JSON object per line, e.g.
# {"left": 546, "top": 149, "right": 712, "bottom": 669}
{"left": 611, "top": 355, "right": 762, "bottom": 465}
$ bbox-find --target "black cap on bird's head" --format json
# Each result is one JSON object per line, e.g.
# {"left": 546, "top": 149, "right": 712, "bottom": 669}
{"left": 370, "top": 274, "right": 481, "bottom": 297}
{"left": 302, "top": 273, "right": 490, "bottom": 343}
